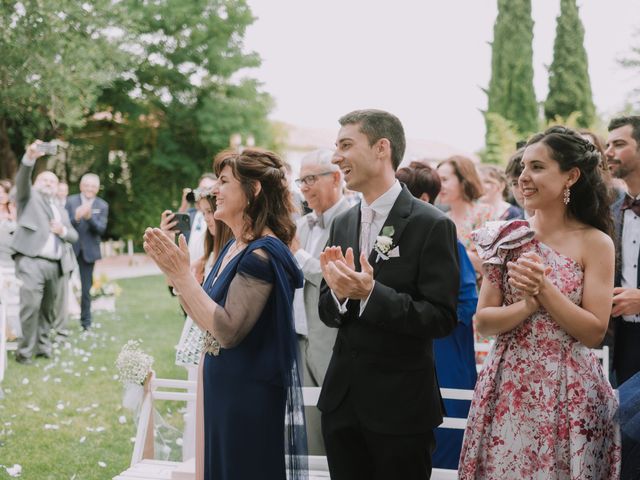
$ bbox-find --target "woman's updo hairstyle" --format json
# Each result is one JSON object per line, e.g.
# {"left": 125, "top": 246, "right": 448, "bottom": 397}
{"left": 526, "top": 126, "right": 613, "bottom": 237}
{"left": 214, "top": 148, "right": 296, "bottom": 245}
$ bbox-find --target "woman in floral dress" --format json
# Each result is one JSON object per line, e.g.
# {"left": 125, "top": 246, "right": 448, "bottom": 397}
{"left": 459, "top": 126, "right": 621, "bottom": 479}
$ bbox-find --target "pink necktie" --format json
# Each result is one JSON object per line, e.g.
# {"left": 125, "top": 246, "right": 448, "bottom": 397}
{"left": 360, "top": 207, "right": 374, "bottom": 255}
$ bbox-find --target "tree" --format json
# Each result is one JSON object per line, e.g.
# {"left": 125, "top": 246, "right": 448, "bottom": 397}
{"left": 484, "top": 0, "right": 538, "bottom": 164}
{"left": 482, "top": 113, "right": 520, "bottom": 166}
{"left": 75, "top": 0, "right": 275, "bottom": 243}
{"left": 0, "top": 0, "right": 133, "bottom": 178}
{"left": 620, "top": 28, "right": 640, "bottom": 111}
{"left": 544, "top": 0, "right": 595, "bottom": 128}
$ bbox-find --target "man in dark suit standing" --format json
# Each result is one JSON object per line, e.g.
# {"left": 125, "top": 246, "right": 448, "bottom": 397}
{"left": 12, "top": 141, "right": 78, "bottom": 364}
{"left": 606, "top": 116, "right": 640, "bottom": 480}
{"left": 318, "top": 109, "right": 460, "bottom": 479}
{"left": 66, "top": 173, "right": 109, "bottom": 331}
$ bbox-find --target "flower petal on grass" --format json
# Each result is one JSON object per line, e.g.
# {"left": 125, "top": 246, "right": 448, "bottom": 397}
{"left": 4, "top": 464, "right": 22, "bottom": 477}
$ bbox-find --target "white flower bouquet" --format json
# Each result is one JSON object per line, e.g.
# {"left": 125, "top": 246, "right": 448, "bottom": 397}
{"left": 115, "top": 340, "right": 154, "bottom": 410}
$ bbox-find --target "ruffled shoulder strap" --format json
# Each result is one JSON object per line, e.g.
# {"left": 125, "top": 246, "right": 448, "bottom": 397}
{"left": 471, "top": 219, "right": 535, "bottom": 266}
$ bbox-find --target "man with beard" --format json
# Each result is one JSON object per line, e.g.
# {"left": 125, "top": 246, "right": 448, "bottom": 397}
{"left": 606, "top": 116, "right": 640, "bottom": 480}
{"left": 12, "top": 141, "right": 78, "bottom": 364}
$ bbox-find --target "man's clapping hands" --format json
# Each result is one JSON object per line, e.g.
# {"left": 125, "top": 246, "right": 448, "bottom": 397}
{"left": 320, "top": 246, "right": 374, "bottom": 303}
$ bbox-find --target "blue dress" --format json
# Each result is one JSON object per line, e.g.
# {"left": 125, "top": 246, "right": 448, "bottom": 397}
{"left": 432, "top": 241, "right": 478, "bottom": 469}
{"left": 201, "top": 237, "right": 305, "bottom": 479}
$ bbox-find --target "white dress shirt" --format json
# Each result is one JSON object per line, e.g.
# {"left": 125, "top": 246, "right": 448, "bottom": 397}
{"left": 38, "top": 198, "right": 63, "bottom": 260}
{"left": 333, "top": 181, "right": 403, "bottom": 315}
{"left": 621, "top": 198, "right": 640, "bottom": 323}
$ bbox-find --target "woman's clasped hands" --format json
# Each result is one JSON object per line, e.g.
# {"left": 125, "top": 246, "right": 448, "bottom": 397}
{"left": 507, "top": 251, "right": 552, "bottom": 302}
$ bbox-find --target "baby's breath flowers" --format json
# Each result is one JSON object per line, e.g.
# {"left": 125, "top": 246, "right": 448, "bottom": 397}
{"left": 115, "top": 340, "right": 153, "bottom": 386}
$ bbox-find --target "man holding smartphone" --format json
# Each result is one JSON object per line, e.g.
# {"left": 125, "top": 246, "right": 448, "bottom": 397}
{"left": 66, "top": 173, "right": 109, "bottom": 331}
{"left": 12, "top": 141, "right": 78, "bottom": 363}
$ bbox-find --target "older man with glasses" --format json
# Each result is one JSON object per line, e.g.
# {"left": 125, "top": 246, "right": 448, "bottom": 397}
{"left": 290, "top": 148, "right": 351, "bottom": 455}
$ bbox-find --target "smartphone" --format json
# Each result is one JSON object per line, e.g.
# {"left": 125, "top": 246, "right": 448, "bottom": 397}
{"left": 36, "top": 142, "right": 57, "bottom": 155}
{"left": 173, "top": 212, "right": 191, "bottom": 239}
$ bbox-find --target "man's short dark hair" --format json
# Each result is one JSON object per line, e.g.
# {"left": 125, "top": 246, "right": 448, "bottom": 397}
{"left": 339, "top": 109, "right": 406, "bottom": 170}
{"left": 608, "top": 116, "right": 640, "bottom": 148}
{"left": 505, "top": 147, "right": 526, "bottom": 179}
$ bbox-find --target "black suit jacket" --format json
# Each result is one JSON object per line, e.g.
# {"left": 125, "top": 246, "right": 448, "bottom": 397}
{"left": 66, "top": 194, "right": 109, "bottom": 264}
{"left": 609, "top": 191, "right": 640, "bottom": 373}
{"left": 612, "top": 192, "right": 640, "bottom": 289}
{"left": 317, "top": 187, "right": 460, "bottom": 435}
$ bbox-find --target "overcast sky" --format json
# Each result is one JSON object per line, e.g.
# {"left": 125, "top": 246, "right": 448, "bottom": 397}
{"left": 242, "top": 1, "right": 639, "bottom": 153}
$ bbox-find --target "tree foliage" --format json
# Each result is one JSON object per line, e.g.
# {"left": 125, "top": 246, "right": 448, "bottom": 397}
{"left": 1, "top": 1, "right": 274, "bottom": 245}
{"left": 484, "top": 0, "right": 538, "bottom": 164}
{"left": 482, "top": 112, "right": 520, "bottom": 166}
{"left": 620, "top": 28, "right": 640, "bottom": 111}
{"left": 0, "top": 0, "right": 133, "bottom": 178}
{"left": 544, "top": 0, "right": 595, "bottom": 128}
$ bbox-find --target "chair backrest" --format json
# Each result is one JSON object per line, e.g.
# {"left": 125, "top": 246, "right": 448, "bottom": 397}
{"left": 130, "top": 376, "right": 196, "bottom": 466}
{"left": 302, "top": 386, "right": 472, "bottom": 431}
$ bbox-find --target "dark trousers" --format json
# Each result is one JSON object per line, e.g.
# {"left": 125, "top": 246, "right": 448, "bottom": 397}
{"left": 321, "top": 391, "right": 435, "bottom": 480}
{"left": 614, "top": 320, "right": 640, "bottom": 385}
{"left": 78, "top": 255, "right": 95, "bottom": 329}
{"left": 622, "top": 433, "right": 640, "bottom": 480}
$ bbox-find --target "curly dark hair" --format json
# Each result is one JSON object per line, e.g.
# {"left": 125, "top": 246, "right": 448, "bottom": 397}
{"left": 526, "top": 126, "right": 613, "bottom": 237}
{"left": 213, "top": 148, "right": 296, "bottom": 245}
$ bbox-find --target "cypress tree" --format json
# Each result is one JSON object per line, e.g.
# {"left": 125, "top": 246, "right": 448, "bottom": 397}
{"left": 485, "top": 0, "right": 538, "bottom": 163}
{"left": 544, "top": 0, "right": 595, "bottom": 128}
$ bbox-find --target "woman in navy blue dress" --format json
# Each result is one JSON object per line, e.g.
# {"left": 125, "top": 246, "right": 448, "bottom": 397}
{"left": 144, "top": 148, "right": 306, "bottom": 480}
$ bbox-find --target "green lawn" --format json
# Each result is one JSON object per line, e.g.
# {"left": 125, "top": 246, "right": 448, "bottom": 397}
{"left": 0, "top": 275, "right": 187, "bottom": 480}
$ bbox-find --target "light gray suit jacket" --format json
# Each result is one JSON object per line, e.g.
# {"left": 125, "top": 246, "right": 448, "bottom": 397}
{"left": 11, "top": 160, "right": 78, "bottom": 274}
{"left": 295, "top": 198, "right": 351, "bottom": 385}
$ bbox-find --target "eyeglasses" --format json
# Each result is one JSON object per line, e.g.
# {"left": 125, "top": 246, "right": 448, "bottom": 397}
{"left": 294, "top": 171, "right": 334, "bottom": 187}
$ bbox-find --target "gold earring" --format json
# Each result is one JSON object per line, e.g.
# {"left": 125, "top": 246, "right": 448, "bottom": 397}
{"left": 563, "top": 186, "right": 571, "bottom": 205}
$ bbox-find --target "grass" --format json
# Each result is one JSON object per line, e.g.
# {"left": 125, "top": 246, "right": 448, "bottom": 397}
{"left": 0, "top": 275, "right": 187, "bottom": 480}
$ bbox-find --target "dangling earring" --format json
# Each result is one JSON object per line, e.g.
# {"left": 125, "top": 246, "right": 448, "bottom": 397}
{"left": 563, "top": 186, "right": 571, "bottom": 205}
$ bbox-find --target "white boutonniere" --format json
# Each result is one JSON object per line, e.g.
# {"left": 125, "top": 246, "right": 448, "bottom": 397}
{"left": 373, "top": 226, "right": 398, "bottom": 262}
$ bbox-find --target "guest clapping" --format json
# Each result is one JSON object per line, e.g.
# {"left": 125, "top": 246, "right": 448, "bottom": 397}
{"left": 459, "top": 126, "right": 620, "bottom": 478}
{"left": 144, "top": 148, "right": 305, "bottom": 480}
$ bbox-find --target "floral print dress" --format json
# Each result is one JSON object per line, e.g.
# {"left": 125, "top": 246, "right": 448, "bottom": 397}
{"left": 459, "top": 220, "right": 620, "bottom": 479}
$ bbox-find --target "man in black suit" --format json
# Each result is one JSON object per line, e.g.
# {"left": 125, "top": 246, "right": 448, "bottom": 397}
{"left": 318, "top": 109, "right": 459, "bottom": 479}
{"left": 606, "top": 116, "right": 640, "bottom": 480}
{"left": 66, "top": 173, "right": 109, "bottom": 330}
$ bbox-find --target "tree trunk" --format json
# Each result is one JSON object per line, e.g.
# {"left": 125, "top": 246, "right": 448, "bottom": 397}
{"left": 0, "top": 117, "right": 17, "bottom": 180}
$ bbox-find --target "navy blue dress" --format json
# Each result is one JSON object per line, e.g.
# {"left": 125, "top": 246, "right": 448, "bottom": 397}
{"left": 432, "top": 240, "right": 478, "bottom": 469}
{"left": 201, "top": 237, "right": 305, "bottom": 480}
